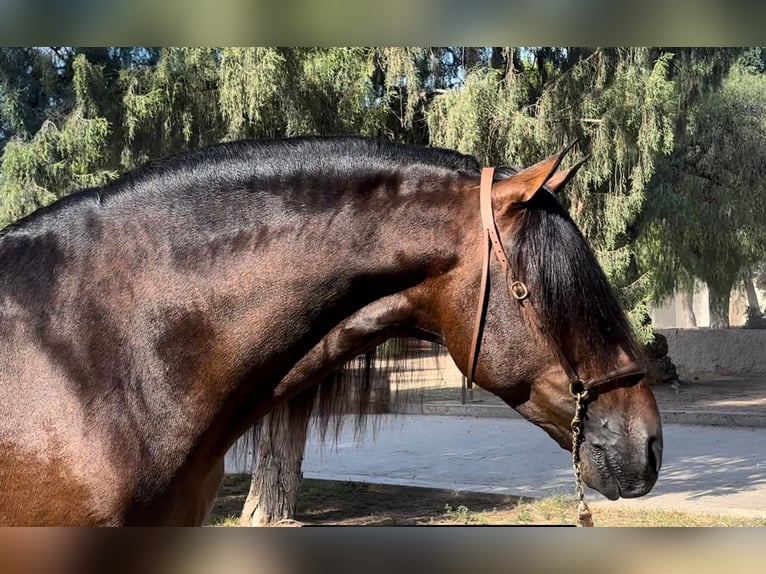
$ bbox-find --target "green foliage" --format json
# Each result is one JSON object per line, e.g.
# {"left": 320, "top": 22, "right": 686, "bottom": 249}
{"left": 378, "top": 47, "right": 425, "bottom": 133}
{"left": 739, "top": 47, "right": 766, "bottom": 74}
{"left": 279, "top": 47, "right": 387, "bottom": 136}
{"left": 218, "top": 47, "right": 286, "bottom": 140}
{"left": 0, "top": 47, "right": 750, "bottom": 339}
{"left": 0, "top": 54, "right": 117, "bottom": 227}
{"left": 121, "top": 47, "right": 223, "bottom": 168}
{"left": 0, "top": 48, "right": 63, "bottom": 146}
{"left": 426, "top": 67, "right": 523, "bottom": 166}
{"left": 442, "top": 504, "right": 489, "bottom": 524}
{"left": 120, "top": 47, "right": 408, "bottom": 166}
{"left": 639, "top": 65, "right": 766, "bottom": 325}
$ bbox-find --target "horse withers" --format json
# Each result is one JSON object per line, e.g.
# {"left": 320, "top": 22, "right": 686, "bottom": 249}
{"left": 0, "top": 137, "right": 661, "bottom": 525}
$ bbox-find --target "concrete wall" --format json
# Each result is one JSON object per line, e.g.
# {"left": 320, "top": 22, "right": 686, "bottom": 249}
{"left": 659, "top": 328, "right": 766, "bottom": 376}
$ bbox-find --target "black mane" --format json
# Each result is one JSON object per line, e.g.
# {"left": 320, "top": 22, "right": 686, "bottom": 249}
{"left": 509, "top": 184, "right": 639, "bottom": 372}
{"left": 113, "top": 136, "right": 482, "bottom": 203}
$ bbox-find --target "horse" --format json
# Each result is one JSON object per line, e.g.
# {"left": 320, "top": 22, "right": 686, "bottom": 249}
{"left": 0, "top": 137, "right": 662, "bottom": 525}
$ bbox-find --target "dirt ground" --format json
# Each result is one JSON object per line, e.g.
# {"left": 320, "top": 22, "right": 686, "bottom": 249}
{"left": 650, "top": 375, "right": 766, "bottom": 414}
{"left": 209, "top": 476, "right": 525, "bottom": 526}
{"left": 208, "top": 476, "right": 766, "bottom": 527}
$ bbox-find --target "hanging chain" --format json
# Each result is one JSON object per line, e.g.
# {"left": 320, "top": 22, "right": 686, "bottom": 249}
{"left": 570, "top": 383, "right": 594, "bottom": 527}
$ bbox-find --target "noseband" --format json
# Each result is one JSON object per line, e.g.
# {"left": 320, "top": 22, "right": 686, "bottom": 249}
{"left": 466, "top": 167, "right": 645, "bottom": 526}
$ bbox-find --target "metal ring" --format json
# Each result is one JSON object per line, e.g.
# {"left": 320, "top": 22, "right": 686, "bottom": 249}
{"left": 569, "top": 379, "right": 586, "bottom": 398}
{"left": 569, "top": 379, "right": 590, "bottom": 401}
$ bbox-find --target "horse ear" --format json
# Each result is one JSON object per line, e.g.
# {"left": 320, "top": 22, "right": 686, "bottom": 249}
{"left": 493, "top": 141, "right": 578, "bottom": 207}
{"left": 544, "top": 155, "right": 589, "bottom": 193}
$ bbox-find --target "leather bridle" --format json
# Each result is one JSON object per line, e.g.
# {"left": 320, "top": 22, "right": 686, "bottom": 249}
{"left": 466, "top": 166, "right": 646, "bottom": 527}
{"left": 466, "top": 167, "right": 645, "bottom": 402}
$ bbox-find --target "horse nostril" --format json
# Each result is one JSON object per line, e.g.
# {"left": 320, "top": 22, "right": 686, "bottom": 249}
{"left": 647, "top": 436, "right": 663, "bottom": 475}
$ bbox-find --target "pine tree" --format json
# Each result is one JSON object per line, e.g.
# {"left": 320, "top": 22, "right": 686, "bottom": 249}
{"left": 0, "top": 52, "right": 118, "bottom": 227}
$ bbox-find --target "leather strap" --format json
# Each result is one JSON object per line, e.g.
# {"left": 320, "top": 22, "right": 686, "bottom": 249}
{"left": 466, "top": 168, "right": 496, "bottom": 388}
{"left": 580, "top": 360, "right": 645, "bottom": 393}
{"left": 480, "top": 168, "right": 511, "bottom": 273}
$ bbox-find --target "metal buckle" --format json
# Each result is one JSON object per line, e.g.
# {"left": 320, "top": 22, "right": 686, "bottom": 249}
{"left": 510, "top": 280, "right": 529, "bottom": 300}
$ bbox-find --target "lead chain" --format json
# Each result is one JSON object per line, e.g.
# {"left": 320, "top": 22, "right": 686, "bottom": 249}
{"left": 570, "top": 389, "right": 594, "bottom": 527}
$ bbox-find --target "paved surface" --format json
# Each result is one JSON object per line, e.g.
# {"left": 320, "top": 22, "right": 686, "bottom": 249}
{"left": 308, "top": 416, "right": 766, "bottom": 517}
{"left": 225, "top": 414, "right": 766, "bottom": 518}
{"left": 225, "top": 359, "right": 766, "bottom": 518}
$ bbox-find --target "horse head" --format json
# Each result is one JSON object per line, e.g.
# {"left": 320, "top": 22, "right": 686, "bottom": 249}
{"left": 407, "top": 145, "right": 662, "bottom": 500}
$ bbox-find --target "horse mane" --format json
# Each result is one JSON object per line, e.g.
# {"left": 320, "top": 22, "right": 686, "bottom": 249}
{"left": 119, "top": 136, "right": 481, "bottom": 188}
{"left": 509, "top": 181, "right": 640, "bottom": 375}
{"left": 290, "top": 338, "right": 442, "bottom": 441}
{"left": 233, "top": 338, "right": 444, "bottom": 463}
{"left": 95, "top": 136, "right": 483, "bottom": 218}
{"left": 0, "top": 137, "right": 481, "bottom": 241}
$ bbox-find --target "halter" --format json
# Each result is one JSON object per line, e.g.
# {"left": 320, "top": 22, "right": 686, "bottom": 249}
{"left": 466, "top": 167, "right": 646, "bottom": 526}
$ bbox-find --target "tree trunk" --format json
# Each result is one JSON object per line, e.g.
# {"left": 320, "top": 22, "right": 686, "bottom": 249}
{"left": 708, "top": 284, "right": 731, "bottom": 328}
{"left": 679, "top": 289, "right": 697, "bottom": 327}
{"left": 240, "top": 406, "right": 310, "bottom": 526}
{"left": 744, "top": 279, "right": 761, "bottom": 312}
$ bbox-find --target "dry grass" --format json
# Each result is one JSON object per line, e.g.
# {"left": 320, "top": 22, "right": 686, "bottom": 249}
{"left": 207, "top": 475, "right": 766, "bottom": 527}
{"left": 436, "top": 495, "right": 766, "bottom": 527}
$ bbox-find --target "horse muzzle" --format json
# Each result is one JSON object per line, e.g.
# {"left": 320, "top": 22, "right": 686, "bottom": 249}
{"left": 579, "top": 418, "right": 663, "bottom": 500}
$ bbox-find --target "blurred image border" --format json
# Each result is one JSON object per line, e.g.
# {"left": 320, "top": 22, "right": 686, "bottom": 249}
{"left": 0, "top": 0, "right": 764, "bottom": 45}
{"left": 1, "top": 527, "right": 765, "bottom": 574}
{"left": 1, "top": 1, "right": 764, "bottom": 572}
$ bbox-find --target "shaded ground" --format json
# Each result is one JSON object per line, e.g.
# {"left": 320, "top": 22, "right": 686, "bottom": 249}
{"left": 210, "top": 476, "right": 523, "bottom": 526}
{"left": 651, "top": 375, "right": 766, "bottom": 414}
{"left": 391, "top": 349, "right": 766, "bottom": 417}
{"left": 208, "top": 476, "right": 766, "bottom": 527}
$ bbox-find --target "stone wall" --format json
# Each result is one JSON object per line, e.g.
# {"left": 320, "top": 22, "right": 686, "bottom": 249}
{"left": 658, "top": 328, "right": 766, "bottom": 376}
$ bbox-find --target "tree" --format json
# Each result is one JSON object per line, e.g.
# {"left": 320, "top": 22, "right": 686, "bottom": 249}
{"left": 0, "top": 53, "right": 118, "bottom": 227}
{"left": 239, "top": 403, "right": 311, "bottom": 526}
{"left": 639, "top": 64, "right": 766, "bottom": 327}
{"left": 0, "top": 48, "right": 67, "bottom": 149}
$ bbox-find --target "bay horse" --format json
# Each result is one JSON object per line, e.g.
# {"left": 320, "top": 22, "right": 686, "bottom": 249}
{"left": 0, "top": 137, "right": 662, "bottom": 525}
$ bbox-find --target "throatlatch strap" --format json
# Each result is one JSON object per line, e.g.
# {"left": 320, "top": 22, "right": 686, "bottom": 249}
{"left": 466, "top": 168, "right": 496, "bottom": 389}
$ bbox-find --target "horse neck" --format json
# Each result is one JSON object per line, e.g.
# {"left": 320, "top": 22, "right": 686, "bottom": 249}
{"left": 270, "top": 289, "right": 438, "bottom": 400}
{"left": 112, "top": 170, "right": 474, "bottom": 465}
